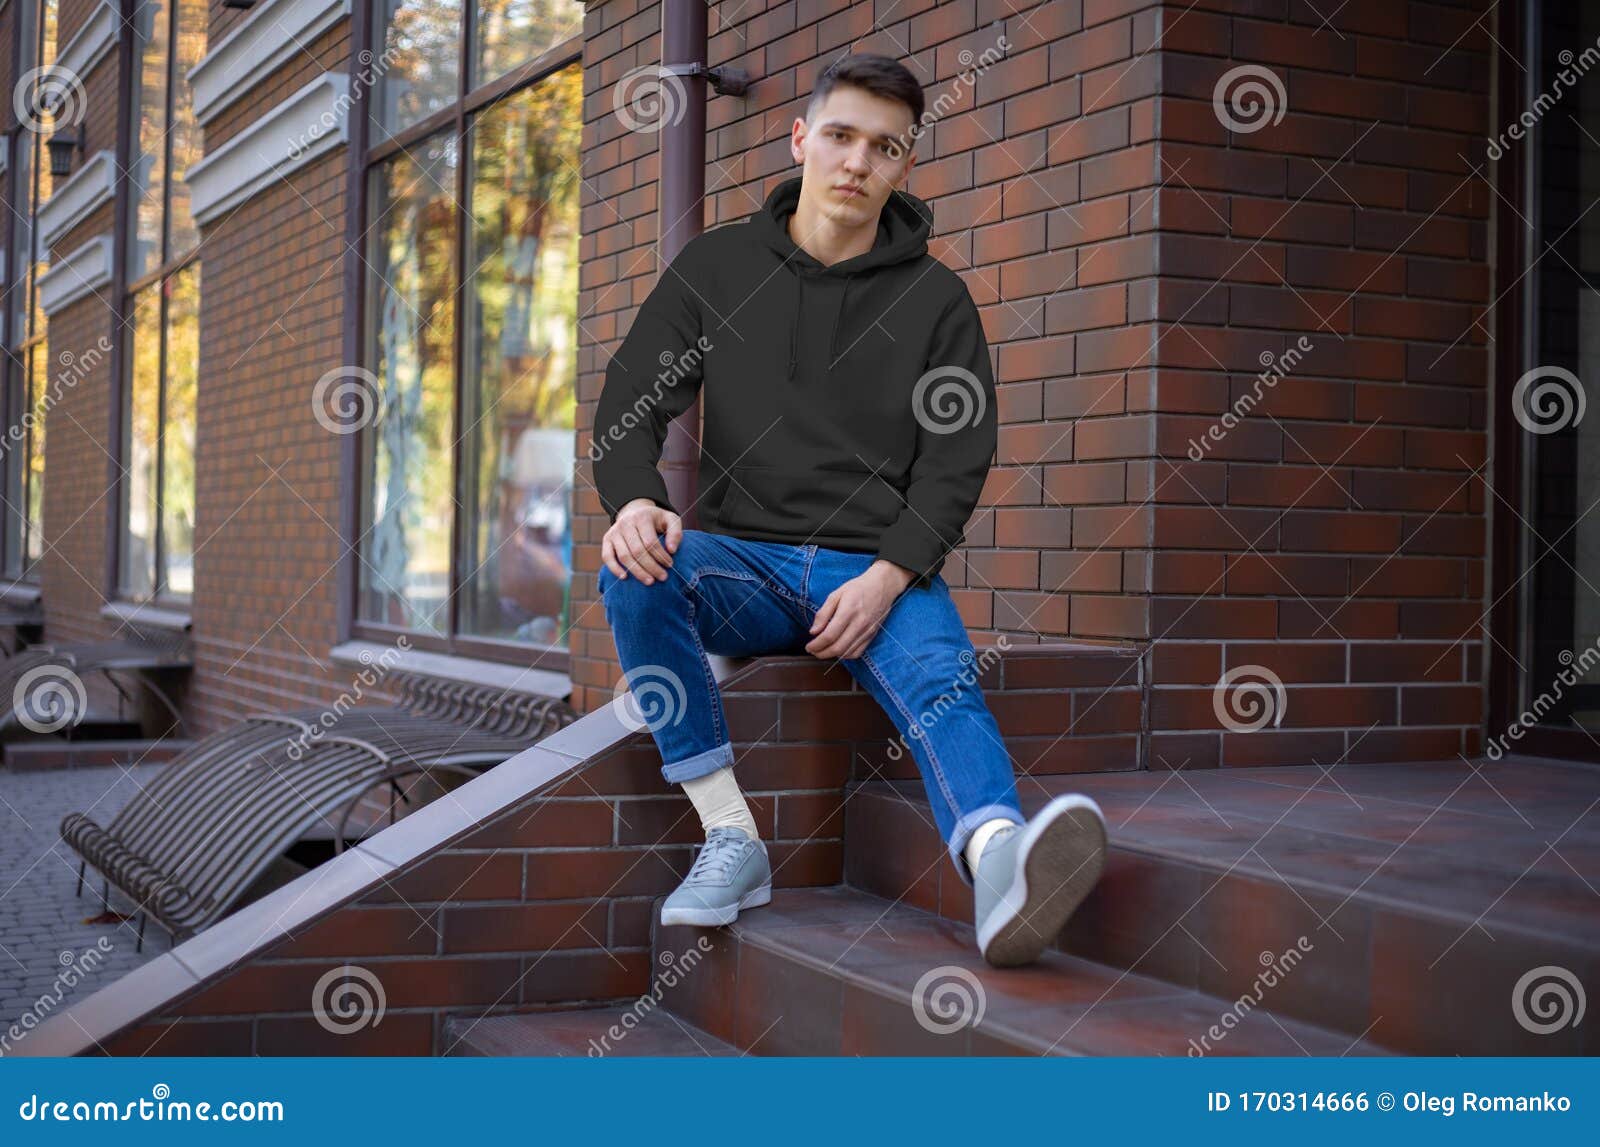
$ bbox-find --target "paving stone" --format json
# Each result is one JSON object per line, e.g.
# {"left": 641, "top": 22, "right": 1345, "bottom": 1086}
{"left": 0, "top": 762, "right": 170, "bottom": 1053}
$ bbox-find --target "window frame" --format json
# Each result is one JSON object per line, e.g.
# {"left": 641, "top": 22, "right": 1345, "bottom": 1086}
{"left": 109, "top": 0, "right": 203, "bottom": 608}
{"left": 341, "top": 0, "right": 582, "bottom": 672}
{"left": 1, "top": 0, "right": 57, "bottom": 586}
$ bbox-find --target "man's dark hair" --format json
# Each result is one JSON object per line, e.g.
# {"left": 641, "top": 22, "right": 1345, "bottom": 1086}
{"left": 806, "top": 53, "right": 925, "bottom": 140}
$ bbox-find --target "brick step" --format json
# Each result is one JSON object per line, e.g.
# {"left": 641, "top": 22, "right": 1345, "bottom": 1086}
{"left": 842, "top": 757, "right": 1600, "bottom": 1055}
{"left": 649, "top": 885, "right": 1385, "bottom": 1056}
{"left": 442, "top": 1008, "right": 738, "bottom": 1057}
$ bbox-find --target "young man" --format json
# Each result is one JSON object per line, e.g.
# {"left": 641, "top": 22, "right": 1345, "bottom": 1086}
{"left": 592, "top": 53, "right": 1107, "bottom": 967}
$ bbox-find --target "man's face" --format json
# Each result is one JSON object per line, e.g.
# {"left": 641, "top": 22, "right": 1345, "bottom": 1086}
{"left": 791, "top": 84, "right": 918, "bottom": 234}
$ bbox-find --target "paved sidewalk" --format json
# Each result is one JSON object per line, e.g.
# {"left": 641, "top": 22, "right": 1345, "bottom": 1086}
{"left": 0, "top": 762, "right": 169, "bottom": 1051}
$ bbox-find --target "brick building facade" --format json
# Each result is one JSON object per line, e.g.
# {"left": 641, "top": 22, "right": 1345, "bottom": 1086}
{"left": 0, "top": 0, "right": 1572, "bottom": 767}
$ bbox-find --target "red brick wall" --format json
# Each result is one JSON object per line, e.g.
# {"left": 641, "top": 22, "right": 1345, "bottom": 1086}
{"left": 1146, "top": 0, "right": 1491, "bottom": 767}
{"left": 187, "top": 146, "right": 352, "bottom": 729}
{"left": 35, "top": 1, "right": 123, "bottom": 651}
{"left": 183, "top": 15, "right": 353, "bottom": 731}
{"left": 571, "top": 0, "right": 1495, "bottom": 765}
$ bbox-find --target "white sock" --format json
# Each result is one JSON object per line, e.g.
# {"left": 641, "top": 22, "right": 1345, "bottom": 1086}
{"left": 964, "top": 816, "right": 1019, "bottom": 877}
{"left": 680, "top": 765, "right": 759, "bottom": 840}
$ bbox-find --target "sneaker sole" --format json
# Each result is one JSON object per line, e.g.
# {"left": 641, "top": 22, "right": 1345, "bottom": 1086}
{"left": 976, "top": 794, "right": 1107, "bottom": 967}
{"left": 659, "top": 883, "right": 773, "bottom": 928}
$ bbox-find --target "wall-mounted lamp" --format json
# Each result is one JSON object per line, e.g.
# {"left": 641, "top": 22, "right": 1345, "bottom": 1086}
{"left": 47, "top": 126, "right": 84, "bottom": 178}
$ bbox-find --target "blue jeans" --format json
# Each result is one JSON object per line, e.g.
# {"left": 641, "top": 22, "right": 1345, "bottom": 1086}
{"left": 597, "top": 528, "right": 1023, "bottom": 885}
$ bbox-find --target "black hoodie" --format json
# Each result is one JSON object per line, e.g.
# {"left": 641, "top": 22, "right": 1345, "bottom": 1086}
{"left": 592, "top": 175, "right": 997, "bottom": 590}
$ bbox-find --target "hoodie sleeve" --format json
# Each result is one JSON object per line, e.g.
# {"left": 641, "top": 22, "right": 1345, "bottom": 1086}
{"left": 591, "top": 240, "right": 708, "bottom": 523}
{"left": 875, "top": 288, "right": 997, "bottom": 591}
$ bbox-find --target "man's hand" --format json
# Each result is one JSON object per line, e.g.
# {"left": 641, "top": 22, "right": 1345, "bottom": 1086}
{"left": 805, "top": 560, "right": 916, "bottom": 661}
{"left": 602, "top": 499, "right": 682, "bottom": 585}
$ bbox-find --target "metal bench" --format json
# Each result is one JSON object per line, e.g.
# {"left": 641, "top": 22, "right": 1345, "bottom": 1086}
{"left": 60, "top": 672, "right": 578, "bottom": 949}
{"left": 2, "top": 624, "right": 191, "bottom": 737}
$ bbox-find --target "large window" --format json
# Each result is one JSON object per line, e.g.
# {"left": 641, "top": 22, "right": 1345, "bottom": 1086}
{"left": 357, "top": 1, "right": 582, "bottom": 662}
{"left": 118, "top": 0, "right": 205, "bottom": 602}
{"left": 2, "top": 0, "right": 59, "bottom": 582}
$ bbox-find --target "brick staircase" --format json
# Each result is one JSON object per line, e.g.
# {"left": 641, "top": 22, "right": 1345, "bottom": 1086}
{"left": 22, "top": 645, "right": 1598, "bottom": 1057}
{"left": 445, "top": 756, "right": 1600, "bottom": 1058}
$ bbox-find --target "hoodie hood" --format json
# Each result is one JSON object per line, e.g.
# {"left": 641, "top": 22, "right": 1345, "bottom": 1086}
{"left": 751, "top": 175, "right": 933, "bottom": 380}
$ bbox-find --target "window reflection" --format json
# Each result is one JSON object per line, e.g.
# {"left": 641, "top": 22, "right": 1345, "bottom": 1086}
{"left": 460, "top": 73, "right": 581, "bottom": 644}
{"left": 362, "top": 134, "right": 459, "bottom": 633}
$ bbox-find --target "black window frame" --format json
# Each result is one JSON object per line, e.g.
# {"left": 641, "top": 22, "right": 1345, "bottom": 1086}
{"left": 110, "top": 0, "right": 204, "bottom": 608}
{"left": 341, "top": 0, "right": 582, "bottom": 673}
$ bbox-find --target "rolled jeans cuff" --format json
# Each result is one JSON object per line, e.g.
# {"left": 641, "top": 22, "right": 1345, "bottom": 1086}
{"left": 661, "top": 739, "right": 736, "bottom": 784}
{"left": 948, "top": 802, "right": 1026, "bottom": 887}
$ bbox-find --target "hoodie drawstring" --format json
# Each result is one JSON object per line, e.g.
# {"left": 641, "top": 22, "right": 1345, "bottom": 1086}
{"left": 828, "top": 275, "right": 853, "bottom": 362}
{"left": 787, "top": 273, "right": 799, "bottom": 380}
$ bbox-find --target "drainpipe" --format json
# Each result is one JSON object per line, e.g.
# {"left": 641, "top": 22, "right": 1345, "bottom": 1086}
{"left": 655, "top": 0, "right": 748, "bottom": 528}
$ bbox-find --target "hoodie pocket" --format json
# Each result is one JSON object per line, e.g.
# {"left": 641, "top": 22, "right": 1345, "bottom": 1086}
{"left": 720, "top": 464, "right": 904, "bottom": 537}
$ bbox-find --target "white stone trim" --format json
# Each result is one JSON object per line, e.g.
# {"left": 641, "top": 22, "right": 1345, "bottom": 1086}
{"left": 100, "top": 600, "right": 193, "bottom": 632}
{"left": 328, "top": 640, "right": 572, "bottom": 700}
{"left": 37, "top": 149, "right": 116, "bottom": 250}
{"left": 189, "top": 0, "right": 350, "bottom": 126}
{"left": 38, "top": 233, "right": 112, "bottom": 315}
{"left": 186, "top": 74, "right": 349, "bottom": 226}
{"left": 51, "top": 0, "right": 119, "bottom": 86}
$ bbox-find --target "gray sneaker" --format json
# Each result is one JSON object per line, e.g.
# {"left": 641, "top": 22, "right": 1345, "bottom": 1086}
{"left": 659, "top": 826, "right": 772, "bottom": 927}
{"left": 973, "top": 794, "right": 1107, "bottom": 967}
